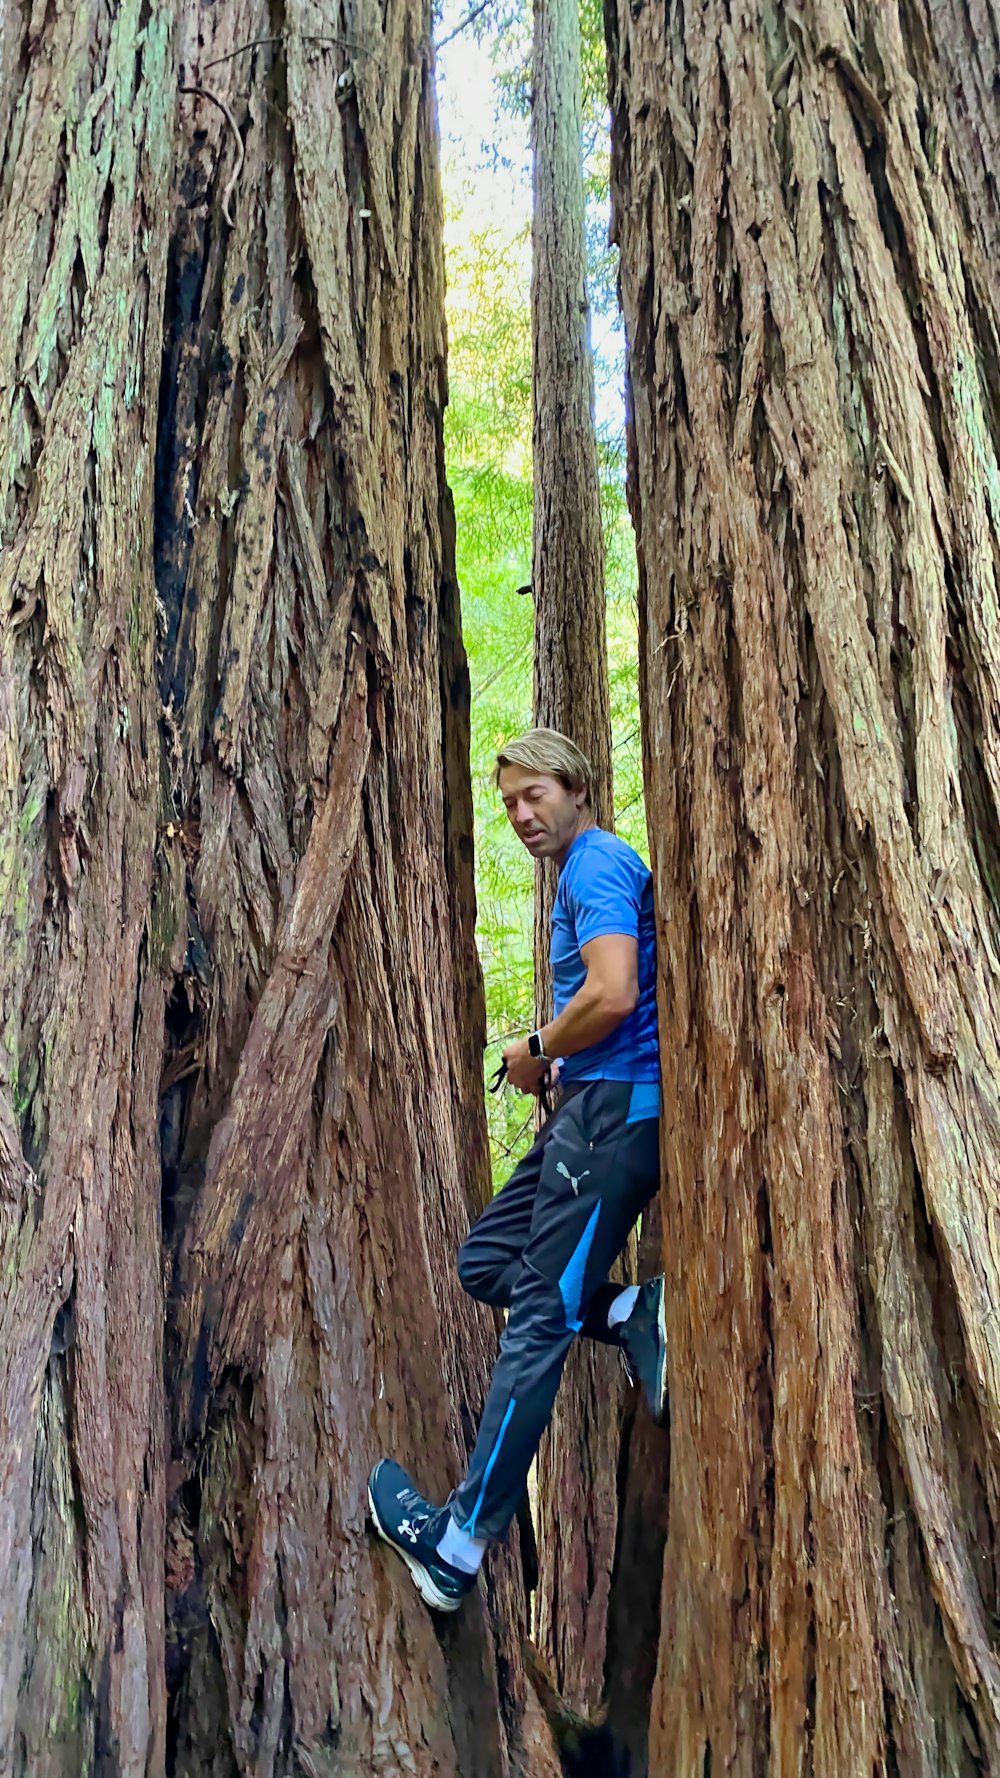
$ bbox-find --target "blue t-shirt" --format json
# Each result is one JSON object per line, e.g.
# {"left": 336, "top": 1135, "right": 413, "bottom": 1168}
{"left": 551, "top": 827, "right": 659, "bottom": 1085}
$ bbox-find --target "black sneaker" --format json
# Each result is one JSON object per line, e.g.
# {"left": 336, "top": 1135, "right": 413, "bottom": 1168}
{"left": 619, "top": 1276, "right": 668, "bottom": 1426}
{"left": 367, "top": 1459, "right": 477, "bottom": 1613}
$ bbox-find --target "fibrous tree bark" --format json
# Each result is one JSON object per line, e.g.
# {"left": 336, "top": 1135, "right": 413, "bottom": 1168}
{"left": 529, "top": 0, "right": 623, "bottom": 1724}
{"left": 1, "top": 4, "right": 559, "bottom": 1774}
{"left": 608, "top": 0, "right": 1000, "bottom": 1769}
{"left": 602, "top": 1206, "right": 669, "bottom": 1778}
{"left": 0, "top": 6, "right": 175, "bottom": 1768}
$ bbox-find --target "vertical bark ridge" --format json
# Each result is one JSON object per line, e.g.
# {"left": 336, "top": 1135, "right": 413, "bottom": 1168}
{"left": 608, "top": 0, "right": 1000, "bottom": 1768}
{"left": 0, "top": 4, "right": 176, "bottom": 1770}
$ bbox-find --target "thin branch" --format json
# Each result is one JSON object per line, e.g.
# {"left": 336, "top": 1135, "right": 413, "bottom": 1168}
{"left": 203, "top": 34, "right": 280, "bottom": 67}
{"left": 203, "top": 32, "right": 375, "bottom": 70}
{"left": 495, "top": 1109, "right": 535, "bottom": 1158}
{"left": 436, "top": 0, "right": 493, "bottom": 50}
{"left": 179, "top": 85, "right": 245, "bottom": 227}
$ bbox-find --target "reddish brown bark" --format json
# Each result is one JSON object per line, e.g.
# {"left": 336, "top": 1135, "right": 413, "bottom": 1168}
{"left": 0, "top": 5, "right": 175, "bottom": 1768}
{"left": 1, "top": 3, "right": 561, "bottom": 1773}
{"left": 603, "top": 1209, "right": 670, "bottom": 1778}
{"left": 608, "top": 0, "right": 1000, "bottom": 1768}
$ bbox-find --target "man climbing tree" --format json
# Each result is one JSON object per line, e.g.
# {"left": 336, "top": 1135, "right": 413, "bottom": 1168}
{"left": 368, "top": 729, "right": 667, "bottom": 1608}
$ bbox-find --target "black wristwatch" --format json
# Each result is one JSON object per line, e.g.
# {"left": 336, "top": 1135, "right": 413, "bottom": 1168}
{"left": 527, "top": 1030, "right": 552, "bottom": 1063}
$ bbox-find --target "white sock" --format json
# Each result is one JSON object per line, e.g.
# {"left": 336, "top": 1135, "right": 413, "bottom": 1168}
{"left": 607, "top": 1285, "right": 639, "bottom": 1330}
{"left": 436, "top": 1515, "right": 488, "bottom": 1575}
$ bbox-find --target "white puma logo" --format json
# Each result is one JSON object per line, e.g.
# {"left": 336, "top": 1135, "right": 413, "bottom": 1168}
{"left": 556, "top": 1160, "right": 590, "bottom": 1196}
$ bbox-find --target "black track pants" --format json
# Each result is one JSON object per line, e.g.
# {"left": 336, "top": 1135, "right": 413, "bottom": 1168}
{"left": 448, "top": 1078, "right": 659, "bottom": 1543}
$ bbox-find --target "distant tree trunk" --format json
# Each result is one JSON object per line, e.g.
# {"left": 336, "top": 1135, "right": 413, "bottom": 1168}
{"left": 0, "top": 4, "right": 559, "bottom": 1774}
{"left": 530, "top": 0, "right": 612, "bottom": 862}
{"left": 529, "top": 0, "right": 621, "bottom": 1722}
{"left": 608, "top": 0, "right": 1000, "bottom": 1769}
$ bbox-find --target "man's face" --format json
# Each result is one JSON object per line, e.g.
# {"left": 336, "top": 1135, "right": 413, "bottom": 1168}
{"left": 498, "top": 764, "right": 587, "bottom": 860}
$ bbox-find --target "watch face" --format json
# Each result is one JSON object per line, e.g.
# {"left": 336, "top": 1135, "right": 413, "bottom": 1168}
{"left": 528, "top": 1032, "right": 541, "bottom": 1058}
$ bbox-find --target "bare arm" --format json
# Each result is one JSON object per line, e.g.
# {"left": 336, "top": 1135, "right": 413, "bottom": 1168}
{"left": 539, "top": 932, "right": 639, "bottom": 1059}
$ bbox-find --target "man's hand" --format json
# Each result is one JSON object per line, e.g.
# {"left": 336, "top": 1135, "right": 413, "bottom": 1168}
{"left": 502, "top": 1037, "right": 549, "bottom": 1095}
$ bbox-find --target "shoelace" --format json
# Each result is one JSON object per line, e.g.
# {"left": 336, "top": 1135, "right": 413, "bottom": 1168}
{"left": 394, "top": 1486, "right": 434, "bottom": 1529}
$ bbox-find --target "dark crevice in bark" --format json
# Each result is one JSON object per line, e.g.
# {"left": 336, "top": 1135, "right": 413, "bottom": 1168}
{"left": 802, "top": 1505, "right": 817, "bottom": 1760}
{"left": 159, "top": 980, "right": 204, "bottom": 1255}
{"left": 716, "top": 200, "right": 743, "bottom": 442}
{"left": 754, "top": 1171, "right": 775, "bottom": 1778}
{"left": 524, "top": 1642, "right": 633, "bottom": 1777}
{"left": 754, "top": 1174, "right": 775, "bottom": 1510}
{"left": 96, "top": 180, "right": 114, "bottom": 267}
{"left": 154, "top": 188, "right": 212, "bottom": 712}
{"left": 166, "top": 1488, "right": 237, "bottom": 1778}
{"left": 603, "top": 1214, "right": 669, "bottom": 1778}
{"left": 135, "top": 0, "right": 154, "bottom": 85}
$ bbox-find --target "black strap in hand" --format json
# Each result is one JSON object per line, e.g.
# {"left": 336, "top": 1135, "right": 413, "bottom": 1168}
{"left": 489, "top": 1058, "right": 553, "bottom": 1118}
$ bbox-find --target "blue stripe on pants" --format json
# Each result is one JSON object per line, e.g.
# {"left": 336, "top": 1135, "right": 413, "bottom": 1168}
{"left": 557, "top": 1203, "right": 601, "bottom": 1331}
{"left": 460, "top": 1397, "right": 516, "bottom": 1535}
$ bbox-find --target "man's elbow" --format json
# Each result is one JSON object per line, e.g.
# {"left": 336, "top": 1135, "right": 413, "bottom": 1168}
{"left": 603, "top": 984, "right": 639, "bottom": 1023}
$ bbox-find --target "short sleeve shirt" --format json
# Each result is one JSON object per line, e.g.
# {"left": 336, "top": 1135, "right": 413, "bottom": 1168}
{"left": 551, "top": 827, "right": 659, "bottom": 1083}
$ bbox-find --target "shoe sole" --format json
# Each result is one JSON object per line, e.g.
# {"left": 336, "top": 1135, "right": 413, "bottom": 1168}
{"left": 653, "top": 1283, "right": 669, "bottom": 1427}
{"left": 366, "top": 1483, "right": 465, "bottom": 1613}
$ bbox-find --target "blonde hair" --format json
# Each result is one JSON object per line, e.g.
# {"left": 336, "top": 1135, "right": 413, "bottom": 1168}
{"left": 495, "top": 728, "right": 593, "bottom": 805}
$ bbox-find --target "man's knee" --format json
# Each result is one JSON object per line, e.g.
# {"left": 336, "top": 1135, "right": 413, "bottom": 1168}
{"left": 457, "top": 1232, "right": 493, "bottom": 1301}
{"left": 457, "top": 1231, "right": 514, "bottom": 1305}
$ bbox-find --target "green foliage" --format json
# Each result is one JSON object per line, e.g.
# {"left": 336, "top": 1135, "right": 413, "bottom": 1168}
{"left": 441, "top": 14, "right": 646, "bottom": 1182}
{"left": 485, "top": 0, "right": 609, "bottom": 135}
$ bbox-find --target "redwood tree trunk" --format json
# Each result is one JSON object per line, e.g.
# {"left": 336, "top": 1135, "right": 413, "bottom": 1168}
{"left": 0, "top": 5, "right": 174, "bottom": 1767}
{"left": 1, "top": 4, "right": 558, "bottom": 1774}
{"left": 529, "top": 0, "right": 624, "bottom": 1721}
{"left": 530, "top": 0, "right": 612, "bottom": 850}
{"left": 608, "top": 0, "right": 1000, "bottom": 1768}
